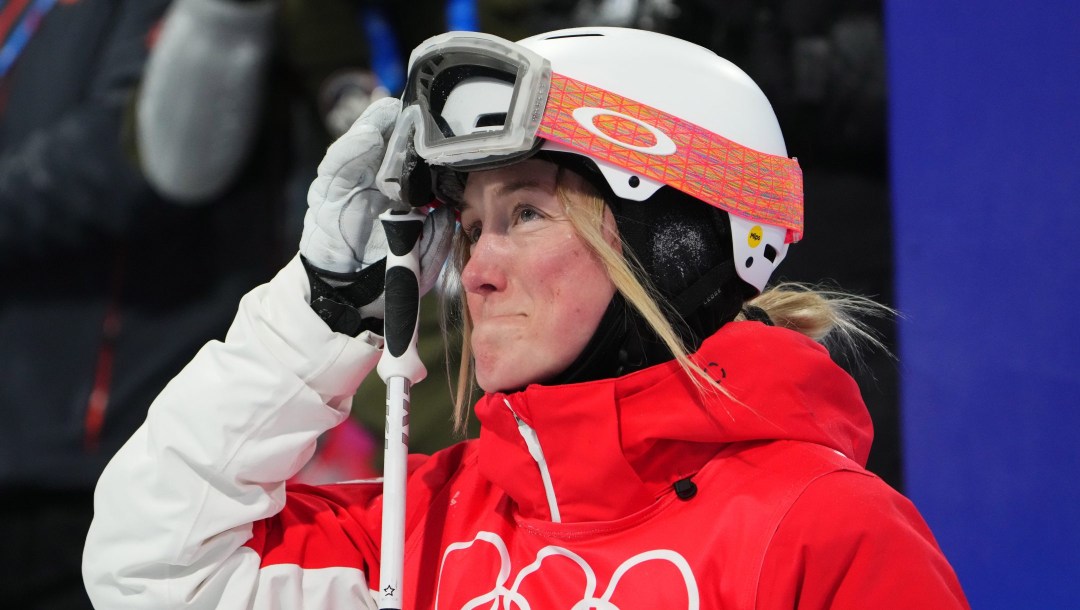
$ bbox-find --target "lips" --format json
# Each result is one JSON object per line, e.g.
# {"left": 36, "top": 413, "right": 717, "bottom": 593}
{"left": 470, "top": 302, "right": 529, "bottom": 326}
{"left": 475, "top": 312, "right": 526, "bottom": 321}
{"left": 469, "top": 316, "right": 527, "bottom": 347}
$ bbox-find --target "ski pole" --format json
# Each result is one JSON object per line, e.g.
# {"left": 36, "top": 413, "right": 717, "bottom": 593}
{"left": 376, "top": 208, "right": 427, "bottom": 610}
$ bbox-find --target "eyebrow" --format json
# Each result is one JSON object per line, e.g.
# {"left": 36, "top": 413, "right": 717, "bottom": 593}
{"left": 495, "top": 177, "right": 548, "bottom": 198}
{"left": 460, "top": 177, "right": 550, "bottom": 212}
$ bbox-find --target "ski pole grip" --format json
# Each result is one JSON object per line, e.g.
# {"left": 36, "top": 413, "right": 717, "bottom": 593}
{"left": 377, "top": 208, "right": 427, "bottom": 384}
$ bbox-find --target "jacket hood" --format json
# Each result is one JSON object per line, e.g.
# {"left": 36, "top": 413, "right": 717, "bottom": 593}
{"left": 473, "top": 321, "right": 873, "bottom": 523}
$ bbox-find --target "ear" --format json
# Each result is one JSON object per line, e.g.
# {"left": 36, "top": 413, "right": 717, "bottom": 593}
{"left": 601, "top": 205, "right": 623, "bottom": 253}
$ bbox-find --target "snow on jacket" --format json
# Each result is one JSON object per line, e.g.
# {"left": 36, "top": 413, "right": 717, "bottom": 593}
{"left": 83, "top": 255, "right": 969, "bottom": 608}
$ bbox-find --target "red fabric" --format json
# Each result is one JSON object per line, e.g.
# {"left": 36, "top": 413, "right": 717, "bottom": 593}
{"left": 287, "top": 417, "right": 378, "bottom": 486}
{"left": 758, "top": 470, "right": 971, "bottom": 608}
{"left": 249, "top": 322, "right": 968, "bottom": 608}
{"left": 473, "top": 321, "right": 872, "bottom": 523}
{"left": 0, "top": 0, "right": 33, "bottom": 45}
{"left": 247, "top": 482, "right": 381, "bottom": 571}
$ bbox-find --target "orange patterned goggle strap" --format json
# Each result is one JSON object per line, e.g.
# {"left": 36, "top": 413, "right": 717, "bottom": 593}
{"left": 537, "top": 73, "right": 804, "bottom": 242}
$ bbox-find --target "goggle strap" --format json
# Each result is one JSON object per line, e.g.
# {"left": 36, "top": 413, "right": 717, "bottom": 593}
{"left": 537, "top": 73, "right": 804, "bottom": 242}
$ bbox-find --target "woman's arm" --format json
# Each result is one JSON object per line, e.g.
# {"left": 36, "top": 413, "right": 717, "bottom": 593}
{"left": 83, "top": 256, "right": 383, "bottom": 609}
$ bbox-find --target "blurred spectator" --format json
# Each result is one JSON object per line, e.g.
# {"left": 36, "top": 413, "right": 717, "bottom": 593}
{"left": 136, "top": 0, "right": 479, "bottom": 477}
{"left": 0, "top": 0, "right": 287, "bottom": 607}
{"left": 660, "top": 0, "right": 900, "bottom": 488}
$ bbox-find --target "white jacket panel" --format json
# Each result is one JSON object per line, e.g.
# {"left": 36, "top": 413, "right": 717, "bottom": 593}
{"left": 83, "top": 255, "right": 382, "bottom": 609}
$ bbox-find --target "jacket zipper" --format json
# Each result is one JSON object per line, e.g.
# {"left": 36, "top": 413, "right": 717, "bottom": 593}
{"left": 503, "top": 398, "right": 561, "bottom": 523}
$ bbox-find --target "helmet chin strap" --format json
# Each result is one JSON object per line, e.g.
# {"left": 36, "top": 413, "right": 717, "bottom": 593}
{"left": 545, "top": 264, "right": 748, "bottom": 386}
{"left": 545, "top": 293, "right": 633, "bottom": 386}
{"left": 545, "top": 187, "right": 753, "bottom": 386}
{"left": 543, "top": 292, "right": 677, "bottom": 387}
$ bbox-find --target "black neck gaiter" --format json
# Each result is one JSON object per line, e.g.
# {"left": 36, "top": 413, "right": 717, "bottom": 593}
{"left": 548, "top": 186, "right": 754, "bottom": 386}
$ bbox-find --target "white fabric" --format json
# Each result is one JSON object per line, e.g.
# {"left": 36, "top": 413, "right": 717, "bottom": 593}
{"left": 137, "top": 0, "right": 277, "bottom": 203}
{"left": 301, "top": 98, "right": 402, "bottom": 276}
{"left": 83, "top": 256, "right": 383, "bottom": 609}
{"left": 302, "top": 95, "right": 455, "bottom": 316}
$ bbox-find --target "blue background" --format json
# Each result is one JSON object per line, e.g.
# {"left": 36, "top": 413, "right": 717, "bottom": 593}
{"left": 887, "top": 1, "right": 1080, "bottom": 607}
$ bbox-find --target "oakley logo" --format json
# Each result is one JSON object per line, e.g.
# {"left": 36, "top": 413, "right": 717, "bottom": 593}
{"left": 572, "top": 108, "right": 677, "bottom": 156}
{"left": 435, "top": 531, "right": 700, "bottom": 609}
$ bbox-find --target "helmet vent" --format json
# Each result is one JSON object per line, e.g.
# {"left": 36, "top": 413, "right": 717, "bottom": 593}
{"left": 745, "top": 257, "right": 754, "bottom": 268}
{"left": 417, "top": 55, "right": 442, "bottom": 88}
{"left": 628, "top": 176, "right": 640, "bottom": 188}
{"left": 543, "top": 33, "right": 604, "bottom": 40}
{"left": 763, "top": 245, "right": 777, "bottom": 263}
{"left": 475, "top": 112, "right": 507, "bottom": 128}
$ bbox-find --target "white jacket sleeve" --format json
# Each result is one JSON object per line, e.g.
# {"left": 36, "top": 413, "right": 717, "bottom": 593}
{"left": 83, "top": 255, "right": 382, "bottom": 609}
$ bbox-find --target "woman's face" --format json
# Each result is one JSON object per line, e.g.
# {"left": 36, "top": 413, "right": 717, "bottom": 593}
{"left": 460, "top": 160, "right": 618, "bottom": 393}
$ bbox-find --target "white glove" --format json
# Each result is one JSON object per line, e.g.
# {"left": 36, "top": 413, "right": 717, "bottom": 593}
{"left": 300, "top": 97, "right": 454, "bottom": 335}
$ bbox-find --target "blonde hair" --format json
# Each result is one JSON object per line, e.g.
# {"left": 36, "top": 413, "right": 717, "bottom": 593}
{"left": 441, "top": 169, "right": 893, "bottom": 432}
{"left": 737, "top": 283, "right": 894, "bottom": 362}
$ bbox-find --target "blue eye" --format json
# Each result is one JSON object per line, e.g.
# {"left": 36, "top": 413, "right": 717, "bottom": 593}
{"left": 515, "top": 205, "right": 542, "bottom": 224}
{"left": 464, "top": 224, "right": 482, "bottom": 243}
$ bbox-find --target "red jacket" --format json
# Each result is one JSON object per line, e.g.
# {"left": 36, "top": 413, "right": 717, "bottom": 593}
{"left": 247, "top": 321, "right": 968, "bottom": 608}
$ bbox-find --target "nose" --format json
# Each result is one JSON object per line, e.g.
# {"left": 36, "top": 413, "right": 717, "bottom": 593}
{"left": 460, "top": 233, "right": 507, "bottom": 296}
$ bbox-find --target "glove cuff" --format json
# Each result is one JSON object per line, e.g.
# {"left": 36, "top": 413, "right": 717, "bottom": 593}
{"left": 301, "top": 256, "right": 386, "bottom": 337}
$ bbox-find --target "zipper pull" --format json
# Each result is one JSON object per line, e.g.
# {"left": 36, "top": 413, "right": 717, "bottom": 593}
{"left": 503, "top": 398, "right": 562, "bottom": 522}
{"left": 673, "top": 476, "right": 698, "bottom": 501}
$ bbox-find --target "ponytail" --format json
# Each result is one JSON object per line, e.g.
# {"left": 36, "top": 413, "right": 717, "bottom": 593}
{"left": 737, "top": 283, "right": 895, "bottom": 360}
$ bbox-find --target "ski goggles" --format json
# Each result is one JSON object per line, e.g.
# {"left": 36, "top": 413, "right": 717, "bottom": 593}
{"left": 376, "top": 32, "right": 804, "bottom": 241}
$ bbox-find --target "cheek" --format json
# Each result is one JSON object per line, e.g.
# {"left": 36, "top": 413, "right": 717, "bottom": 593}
{"left": 543, "top": 240, "right": 615, "bottom": 331}
{"left": 464, "top": 292, "right": 482, "bottom": 319}
{"left": 469, "top": 227, "right": 616, "bottom": 391}
{"left": 539, "top": 230, "right": 599, "bottom": 286}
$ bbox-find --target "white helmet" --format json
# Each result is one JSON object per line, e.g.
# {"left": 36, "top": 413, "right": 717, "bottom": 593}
{"left": 377, "top": 27, "right": 803, "bottom": 293}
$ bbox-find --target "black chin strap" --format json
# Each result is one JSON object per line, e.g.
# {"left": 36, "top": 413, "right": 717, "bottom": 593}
{"left": 545, "top": 293, "right": 631, "bottom": 386}
{"left": 536, "top": 170, "right": 756, "bottom": 385}
{"left": 545, "top": 262, "right": 750, "bottom": 386}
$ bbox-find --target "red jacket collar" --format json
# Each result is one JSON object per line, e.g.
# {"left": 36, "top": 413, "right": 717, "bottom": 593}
{"left": 473, "top": 322, "right": 873, "bottom": 523}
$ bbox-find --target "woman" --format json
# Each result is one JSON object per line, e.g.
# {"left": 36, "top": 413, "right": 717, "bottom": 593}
{"left": 83, "top": 28, "right": 969, "bottom": 609}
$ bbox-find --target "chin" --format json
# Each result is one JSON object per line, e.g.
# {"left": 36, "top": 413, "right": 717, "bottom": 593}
{"left": 475, "top": 361, "right": 546, "bottom": 394}
{"left": 476, "top": 371, "right": 526, "bottom": 394}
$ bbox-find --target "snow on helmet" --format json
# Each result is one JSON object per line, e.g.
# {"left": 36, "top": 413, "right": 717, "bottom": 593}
{"left": 376, "top": 27, "right": 803, "bottom": 292}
